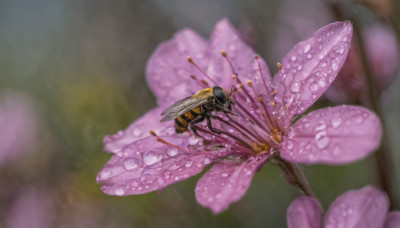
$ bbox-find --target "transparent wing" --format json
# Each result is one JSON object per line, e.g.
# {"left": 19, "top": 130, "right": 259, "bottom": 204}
{"left": 160, "top": 96, "right": 209, "bottom": 122}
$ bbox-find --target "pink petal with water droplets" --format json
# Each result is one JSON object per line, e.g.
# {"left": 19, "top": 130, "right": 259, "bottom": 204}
{"left": 104, "top": 106, "right": 176, "bottom": 153}
{"left": 195, "top": 155, "right": 270, "bottom": 214}
{"left": 384, "top": 212, "right": 400, "bottom": 228}
{"left": 146, "top": 29, "right": 208, "bottom": 105}
{"left": 274, "top": 21, "right": 353, "bottom": 123}
{"left": 323, "top": 186, "right": 388, "bottom": 228}
{"left": 287, "top": 196, "right": 322, "bottom": 228}
{"left": 98, "top": 136, "right": 218, "bottom": 196}
{"left": 207, "top": 19, "right": 271, "bottom": 91}
{"left": 281, "top": 105, "right": 382, "bottom": 165}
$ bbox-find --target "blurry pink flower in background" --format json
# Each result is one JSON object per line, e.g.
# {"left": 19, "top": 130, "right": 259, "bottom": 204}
{"left": 287, "top": 186, "right": 400, "bottom": 228}
{"left": 97, "top": 19, "right": 382, "bottom": 213}
{"left": 5, "top": 187, "right": 54, "bottom": 228}
{"left": 326, "top": 24, "right": 399, "bottom": 103}
{"left": 0, "top": 91, "right": 37, "bottom": 166}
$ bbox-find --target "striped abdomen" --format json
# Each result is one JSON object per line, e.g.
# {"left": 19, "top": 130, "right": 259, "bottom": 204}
{"left": 174, "top": 106, "right": 202, "bottom": 133}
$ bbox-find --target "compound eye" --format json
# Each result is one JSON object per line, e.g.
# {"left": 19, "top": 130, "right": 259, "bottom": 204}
{"left": 214, "top": 88, "right": 226, "bottom": 104}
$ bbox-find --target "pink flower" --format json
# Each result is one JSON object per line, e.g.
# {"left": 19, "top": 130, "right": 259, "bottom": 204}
{"left": 0, "top": 91, "right": 37, "bottom": 166}
{"left": 287, "top": 186, "right": 400, "bottom": 228}
{"left": 326, "top": 24, "right": 399, "bottom": 103}
{"left": 97, "top": 19, "right": 382, "bottom": 213}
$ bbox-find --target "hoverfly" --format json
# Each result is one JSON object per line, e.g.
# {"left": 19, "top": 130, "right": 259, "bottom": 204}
{"left": 160, "top": 86, "right": 235, "bottom": 136}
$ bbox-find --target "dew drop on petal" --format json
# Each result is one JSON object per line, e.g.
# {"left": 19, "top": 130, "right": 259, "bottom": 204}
{"left": 166, "top": 148, "right": 178, "bottom": 157}
{"left": 204, "top": 158, "right": 211, "bottom": 165}
{"left": 143, "top": 151, "right": 162, "bottom": 165}
{"left": 132, "top": 128, "right": 142, "bottom": 137}
{"left": 304, "top": 44, "right": 311, "bottom": 53}
{"left": 331, "top": 117, "right": 342, "bottom": 128}
{"left": 291, "top": 55, "right": 297, "bottom": 61}
{"left": 114, "top": 186, "right": 125, "bottom": 196}
{"left": 123, "top": 158, "right": 139, "bottom": 170}
{"left": 309, "top": 82, "right": 319, "bottom": 92}
{"left": 221, "top": 173, "right": 228, "bottom": 177}
{"left": 188, "top": 137, "right": 199, "bottom": 145}
{"left": 318, "top": 78, "right": 327, "bottom": 87}
{"left": 315, "top": 131, "right": 330, "bottom": 149}
{"left": 332, "top": 63, "right": 339, "bottom": 71}
{"left": 289, "top": 80, "right": 301, "bottom": 93}
{"left": 314, "top": 120, "right": 326, "bottom": 131}
{"left": 306, "top": 53, "right": 312, "bottom": 59}
{"left": 286, "top": 140, "right": 294, "bottom": 150}
{"left": 185, "top": 160, "right": 193, "bottom": 168}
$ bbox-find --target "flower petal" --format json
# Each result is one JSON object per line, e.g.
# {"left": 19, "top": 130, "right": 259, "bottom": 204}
{"left": 98, "top": 136, "right": 217, "bottom": 196}
{"left": 274, "top": 21, "right": 352, "bottom": 123}
{"left": 384, "top": 212, "right": 400, "bottom": 228}
{"left": 195, "top": 155, "right": 270, "bottom": 214}
{"left": 281, "top": 105, "right": 382, "bottom": 165}
{"left": 146, "top": 29, "right": 208, "bottom": 105}
{"left": 287, "top": 196, "right": 322, "bottom": 228}
{"left": 207, "top": 19, "right": 271, "bottom": 90}
{"left": 323, "top": 186, "right": 389, "bottom": 228}
{"left": 103, "top": 106, "right": 175, "bottom": 153}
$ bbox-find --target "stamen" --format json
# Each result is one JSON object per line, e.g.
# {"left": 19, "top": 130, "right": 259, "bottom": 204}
{"left": 255, "top": 56, "right": 274, "bottom": 104}
{"left": 187, "top": 56, "right": 218, "bottom": 85}
{"left": 150, "top": 130, "right": 193, "bottom": 153}
{"left": 277, "top": 62, "right": 282, "bottom": 70}
{"left": 190, "top": 74, "right": 207, "bottom": 88}
{"left": 221, "top": 50, "right": 237, "bottom": 75}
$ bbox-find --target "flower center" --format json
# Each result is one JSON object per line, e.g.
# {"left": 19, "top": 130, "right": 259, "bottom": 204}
{"left": 179, "top": 51, "right": 296, "bottom": 156}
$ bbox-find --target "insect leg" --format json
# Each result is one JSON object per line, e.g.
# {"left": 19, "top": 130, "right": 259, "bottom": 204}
{"left": 189, "top": 115, "right": 205, "bottom": 137}
{"left": 206, "top": 113, "right": 222, "bottom": 134}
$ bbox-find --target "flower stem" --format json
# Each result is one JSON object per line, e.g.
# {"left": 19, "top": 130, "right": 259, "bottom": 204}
{"left": 272, "top": 156, "right": 315, "bottom": 198}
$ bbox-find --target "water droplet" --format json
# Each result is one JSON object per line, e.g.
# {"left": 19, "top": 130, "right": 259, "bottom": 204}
{"left": 216, "top": 193, "right": 222, "bottom": 199}
{"left": 132, "top": 128, "right": 142, "bottom": 137}
{"left": 304, "top": 44, "right": 311, "bottom": 53}
{"left": 99, "top": 170, "right": 111, "bottom": 180}
{"left": 204, "top": 158, "right": 211, "bottom": 165}
{"left": 289, "top": 80, "right": 301, "bottom": 93}
{"left": 318, "top": 78, "right": 327, "bottom": 87}
{"left": 332, "top": 63, "right": 339, "bottom": 71}
{"left": 166, "top": 149, "right": 178, "bottom": 157}
{"left": 291, "top": 55, "right": 297, "bottom": 61}
{"left": 221, "top": 173, "right": 228, "bottom": 177}
{"left": 143, "top": 151, "right": 162, "bottom": 165}
{"left": 315, "top": 131, "right": 330, "bottom": 149}
{"left": 164, "top": 171, "right": 170, "bottom": 179}
{"left": 229, "top": 44, "right": 236, "bottom": 51}
{"left": 355, "top": 116, "right": 363, "bottom": 124}
{"left": 331, "top": 117, "right": 342, "bottom": 128}
{"left": 188, "top": 137, "right": 199, "bottom": 145}
{"left": 306, "top": 53, "right": 312, "bottom": 59}
{"left": 321, "top": 62, "right": 327, "bottom": 67}
{"left": 123, "top": 158, "right": 139, "bottom": 170}
{"left": 114, "top": 186, "right": 125, "bottom": 196}
{"left": 185, "top": 160, "right": 193, "bottom": 168}
{"left": 309, "top": 82, "right": 319, "bottom": 92}
{"left": 286, "top": 140, "right": 294, "bottom": 150}
{"left": 315, "top": 120, "right": 327, "bottom": 131}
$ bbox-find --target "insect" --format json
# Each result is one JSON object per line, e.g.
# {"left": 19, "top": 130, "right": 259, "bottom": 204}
{"left": 160, "top": 86, "right": 235, "bottom": 136}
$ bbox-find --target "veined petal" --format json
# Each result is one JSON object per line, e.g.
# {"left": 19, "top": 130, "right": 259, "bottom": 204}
{"left": 274, "top": 21, "right": 352, "bottom": 124}
{"left": 207, "top": 19, "right": 271, "bottom": 90}
{"left": 195, "top": 155, "right": 270, "bottom": 214}
{"left": 146, "top": 29, "right": 208, "bottom": 105}
{"left": 103, "top": 106, "right": 176, "bottom": 153}
{"left": 281, "top": 105, "right": 382, "bottom": 165}
{"left": 287, "top": 196, "right": 322, "bottom": 228}
{"left": 323, "top": 186, "right": 388, "bottom": 228}
{"left": 98, "top": 136, "right": 217, "bottom": 196}
{"left": 384, "top": 212, "right": 400, "bottom": 228}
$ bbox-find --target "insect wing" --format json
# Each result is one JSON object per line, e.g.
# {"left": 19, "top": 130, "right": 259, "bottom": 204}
{"left": 160, "top": 96, "right": 209, "bottom": 122}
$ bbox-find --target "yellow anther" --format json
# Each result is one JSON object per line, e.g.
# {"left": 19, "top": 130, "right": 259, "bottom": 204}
{"left": 232, "top": 74, "right": 237, "bottom": 79}
{"left": 190, "top": 74, "right": 196, "bottom": 79}
{"left": 237, "top": 89, "right": 242, "bottom": 93}
{"left": 258, "top": 97, "right": 264, "bottom": 103}
{"left": 255, "top": 56, "right": 259, "bottom": 60}
{"left": 272, "top": 89, "right": 278, "bottom": 95}
{"left": 239, "top": 84, "right": 244, "bottom": 89}
{"left": 246, "top": 80, "right": 253, "bottom": 87}
{"left": 150, "top": 130, "right": 157, "bottom": 136}
{"left": 221, "top": 50, "right": 227, "bottom": 57}
{"left": 277, "top": 62, "right": 282, "bottom": 70}
{"left": 186, "top": 56, "right": 194, "bottom": 63}
{"left": 270, "top": 101, "right": 276, "bottom": 107}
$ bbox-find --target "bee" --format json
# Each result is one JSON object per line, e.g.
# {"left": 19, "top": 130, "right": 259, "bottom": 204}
{"left": 160, "top": 86, "right": 235, "bottom": 136}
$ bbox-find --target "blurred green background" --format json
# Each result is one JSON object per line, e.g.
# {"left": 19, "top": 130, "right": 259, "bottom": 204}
{"left": 0, "top": 0, "right": 399, "bottom": 227}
